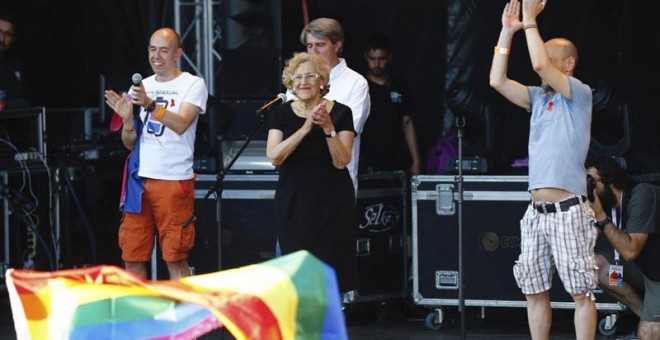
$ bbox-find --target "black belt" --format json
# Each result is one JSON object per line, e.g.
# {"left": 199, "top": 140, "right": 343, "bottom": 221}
{"left": 534, "top": 196, "right": 584, "bottom": 214}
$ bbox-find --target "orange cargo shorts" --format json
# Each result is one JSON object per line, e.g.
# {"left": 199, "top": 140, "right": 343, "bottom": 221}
{"left": 119, "top": 178, "right": 195, "bottom": 263}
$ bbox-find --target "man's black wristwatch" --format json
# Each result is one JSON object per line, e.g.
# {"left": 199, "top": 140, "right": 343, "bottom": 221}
{"left": 595, "top": 217, "right": 611, "bottom": 231}
{"left": 145, "top": 100, "right": 156, "bottom": 113}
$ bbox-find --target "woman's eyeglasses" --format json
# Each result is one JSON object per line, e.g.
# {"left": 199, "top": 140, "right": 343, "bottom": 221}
{"left": 291, "top": 73, "right": 321, "bottom": 83}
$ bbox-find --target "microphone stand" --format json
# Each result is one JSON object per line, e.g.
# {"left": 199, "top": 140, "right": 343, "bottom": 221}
{"left": 185, "top": 104, "right": 271, "bottom": 271}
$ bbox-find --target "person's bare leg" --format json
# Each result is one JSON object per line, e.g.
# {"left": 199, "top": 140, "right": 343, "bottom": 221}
{"left": 637, "top": 321, "right": 660, "bottom": 340}
{"left": 526, "top": 291, "right": 551, "bottom": 340}
{"left": 167, "top": 259, "right": 191, "bottom": 280}
{"left": 595, "top": 254, "right": 643, "bottom": 316}
{"left": 125, "top": 261, "right": 148, "bottom": 279}
{"left": 572, "top": 292, "right": 597, "bottom": 340}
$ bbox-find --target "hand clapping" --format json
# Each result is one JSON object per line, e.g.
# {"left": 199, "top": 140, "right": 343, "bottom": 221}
{"left": 310, "top": 101, "right": 332, "bottom": 129}
{"left": 104, "top": 90, "right": 133, "bottom": 121}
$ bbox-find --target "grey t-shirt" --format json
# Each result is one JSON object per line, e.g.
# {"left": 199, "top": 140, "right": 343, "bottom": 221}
{"left": 627, "top": 183, "right": 660, "bottom": 281}
{"left": 527, "top": 77, "right": 592, "bottom": 195}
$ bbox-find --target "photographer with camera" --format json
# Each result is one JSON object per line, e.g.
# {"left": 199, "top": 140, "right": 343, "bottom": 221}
{"left": 586, "top": 155, "right": 660, "bottom": 339}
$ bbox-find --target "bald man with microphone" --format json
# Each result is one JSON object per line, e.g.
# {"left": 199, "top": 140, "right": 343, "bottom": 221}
{"left": 105, "top": 27, "right": 208, "bottom": 280}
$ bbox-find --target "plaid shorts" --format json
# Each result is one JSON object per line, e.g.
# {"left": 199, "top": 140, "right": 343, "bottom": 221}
{"left": 513, "top": 196, "right": 597, "bottom": 295}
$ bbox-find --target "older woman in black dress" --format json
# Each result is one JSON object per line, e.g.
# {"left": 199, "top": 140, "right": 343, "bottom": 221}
{"left": 266, "top": 52, "right": 357, "bottom": 294}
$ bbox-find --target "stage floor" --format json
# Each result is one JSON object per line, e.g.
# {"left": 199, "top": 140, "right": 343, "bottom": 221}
{"left": 0, "top": 296, "right": 638, "bottom": 339}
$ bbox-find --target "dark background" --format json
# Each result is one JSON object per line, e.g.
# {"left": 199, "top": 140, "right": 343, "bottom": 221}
{"left": 2, "top": 0, "right": 660, "bottom": 173}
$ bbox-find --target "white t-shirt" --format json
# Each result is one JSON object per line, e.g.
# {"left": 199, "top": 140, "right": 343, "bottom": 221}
{"left": 138, "top": 72, "right": 208, "bottom": 180}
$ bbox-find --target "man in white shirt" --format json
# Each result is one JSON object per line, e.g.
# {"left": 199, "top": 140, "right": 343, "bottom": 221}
{"left": 104, "top": 28, "right": 208, "bottom": 280}
{"left": 294, "top": 17, "right": 370, "bottom": 193}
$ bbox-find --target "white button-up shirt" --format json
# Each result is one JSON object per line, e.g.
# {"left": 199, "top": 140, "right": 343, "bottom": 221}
{"left": 323, "top": 59, "right": 370, "bottom": 193}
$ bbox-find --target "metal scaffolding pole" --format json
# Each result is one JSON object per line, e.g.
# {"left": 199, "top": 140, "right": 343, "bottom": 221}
{"left": 174, "top": 0, "right": 222, "bottom": 95}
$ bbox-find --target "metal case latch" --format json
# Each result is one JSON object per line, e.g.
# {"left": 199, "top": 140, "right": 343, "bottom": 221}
{"left": 356, "top": 238, "right": 371, "bottom": 256}
{"left": 435, "top": 183, "right": 455, "bottom": 215}
{"left": 435, "top": 270, "right": 459, "bottom": 290}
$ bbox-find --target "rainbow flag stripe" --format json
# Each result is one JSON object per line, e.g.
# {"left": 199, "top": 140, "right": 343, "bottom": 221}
{"left": 6, "top": 250, "right": 347, "bottom": 340}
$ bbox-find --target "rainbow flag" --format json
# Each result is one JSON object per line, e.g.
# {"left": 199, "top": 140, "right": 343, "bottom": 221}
{"left": 5, "top": 250, "right": 347, "bottom": 339}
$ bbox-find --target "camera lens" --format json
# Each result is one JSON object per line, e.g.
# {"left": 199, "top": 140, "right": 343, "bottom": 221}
{"left": 586, "top": 176, "right": 596, "bottom": 202}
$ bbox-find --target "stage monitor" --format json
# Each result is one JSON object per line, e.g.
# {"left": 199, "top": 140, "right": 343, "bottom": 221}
{"left": 0, "top": 107, "right": 46, "bottom": 170}
{"left": 221, "top": 140, "right": 276, "bottom": 173}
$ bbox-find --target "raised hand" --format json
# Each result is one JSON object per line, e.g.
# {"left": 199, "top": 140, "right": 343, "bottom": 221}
{"left": 502, "top": 0, "right": 523, "bottom": 31}
{"left": 522, "top": 0, "right": 546, "bottom": 22}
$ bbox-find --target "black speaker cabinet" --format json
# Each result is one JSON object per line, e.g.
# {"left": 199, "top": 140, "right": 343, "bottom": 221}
{"left": 157, "top": 171, "right": 412, "bottom": 303}
{"left": 355, "top": 171, "right": 409, "bottom": 302}
{"left": 189, "top": 171, "right": 411, "bottom": 302}
{"left": 188, "top": 174, "right": 278, "bottom": 276}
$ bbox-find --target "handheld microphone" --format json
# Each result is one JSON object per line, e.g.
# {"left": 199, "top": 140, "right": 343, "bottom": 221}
{"left": 130, "top": 73, "right": 144, "bottom": 113}
{"left": 256, "top": 93, "right": 287, "bottom": 114}
{"left": 132, "top": 73, "right": 143, "bottom": 86}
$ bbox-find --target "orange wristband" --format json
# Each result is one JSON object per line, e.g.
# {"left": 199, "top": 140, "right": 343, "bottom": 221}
{"left": 494, "top": 46, "right": 510, "bottom": 55}
{"left": 122, "top": 124, "right": 134, "bottom": 132}
{"left": 153, "top": 105, "right": 166, "bottom": 121}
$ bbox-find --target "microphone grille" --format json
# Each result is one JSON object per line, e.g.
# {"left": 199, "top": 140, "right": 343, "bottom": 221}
{"left": 277, "top": 93, "right": 287, "bottom": 101}
{"left": 132, "top": 73, "right": 143, "bottom": 84}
